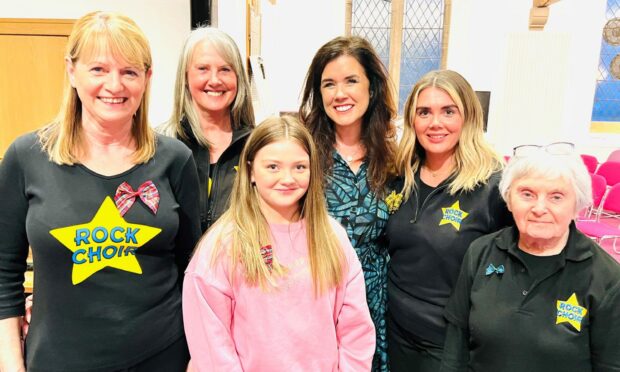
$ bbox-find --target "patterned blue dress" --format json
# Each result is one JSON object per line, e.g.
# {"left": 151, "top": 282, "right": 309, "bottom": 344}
{"left": 325, "top": 151, "right": 390, "bottom": 372}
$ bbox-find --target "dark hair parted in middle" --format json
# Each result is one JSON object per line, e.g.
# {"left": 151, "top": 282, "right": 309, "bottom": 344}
{"left": 299, "top": 36, "right": 397, "bottom": 195}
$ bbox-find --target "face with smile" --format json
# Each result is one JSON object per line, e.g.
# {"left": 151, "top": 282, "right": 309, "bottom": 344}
{"left": 320, "top": 54, "right": 370, "bottom": 131}
{"left": 251, "top": 139, "right": 311, "bottom": 223}
{"left": 413, "top": 87, "right": 463, "bottom": 162}
{"left": 187, "top": 40, "right": 238, "bottom": 117}
{"left": 508, "top": 175, "right": 577, "bottom": 249}
{"left": 67, "top": 52, "right": 150, "bottom": 128}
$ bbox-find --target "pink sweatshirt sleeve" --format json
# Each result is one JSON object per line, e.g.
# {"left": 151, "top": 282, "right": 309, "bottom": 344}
{"left": 182, "top": 239, "right": 243, "bottom": 372}
{"left": 333, "top": 224, "right": 376, "bottom": 371}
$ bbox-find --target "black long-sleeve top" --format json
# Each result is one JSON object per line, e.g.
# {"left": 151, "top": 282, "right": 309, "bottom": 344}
{"left": 0, "top": 133, "right": 201, "bottom": 371}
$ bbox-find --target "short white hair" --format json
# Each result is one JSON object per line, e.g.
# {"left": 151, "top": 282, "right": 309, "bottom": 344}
{"left": 499, "top": 151, "right": 592, "bottom": 213}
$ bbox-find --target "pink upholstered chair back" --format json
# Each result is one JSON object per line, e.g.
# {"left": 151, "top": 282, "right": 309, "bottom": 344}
{"left": 606, "top": 149, "right": 620, "bottom": 163}
{"left": 602, "top": 183, "right": 620, "bottom": 215}
{"left": 591, "top": 173, "right": 607, "bottom": 208}
{"left": 580, "top": 154, "right": 599, "bottom": 173}
{"left": 596, "top": 161, "right": 620, "bottom": 187}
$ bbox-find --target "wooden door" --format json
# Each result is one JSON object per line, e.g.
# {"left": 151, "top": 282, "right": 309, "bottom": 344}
{"left": 0, "top": 19, "right": 74, "bottom": 158}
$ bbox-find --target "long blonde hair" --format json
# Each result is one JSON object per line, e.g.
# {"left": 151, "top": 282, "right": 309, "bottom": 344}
{"left": 38, "top": 11, "right": 155, "bottom": 165}
{"left": 210, "top": 116, "right": 344, "bottom": 295}
{"left": 396, "top": 70, "right": 503, "bottom": 200}
{"left": 158, "top": 27, "right": 255, "bottom": 146}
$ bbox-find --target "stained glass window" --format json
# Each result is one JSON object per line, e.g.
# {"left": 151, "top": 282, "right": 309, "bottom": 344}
{"left": 592, "top": 0, "right": 620, "bottom": 127}
{"left": 352, "top": 0, "right": 445, "bottom": 112}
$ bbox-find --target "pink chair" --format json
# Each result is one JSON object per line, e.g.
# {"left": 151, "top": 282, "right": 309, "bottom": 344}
{"left": 587, "top": 173, "right": 608, "bottom": 218}
{"left": 580, "top": 154, "right": 599, "bottom": 173}
{"left": 576, "top": 183, "right": 620, "bottom": 253}
{"left": 595, "top": 161, "right": 620, "bottom": 187}
{"left": 607, "top": 149, "right": 620, "bottom": 163}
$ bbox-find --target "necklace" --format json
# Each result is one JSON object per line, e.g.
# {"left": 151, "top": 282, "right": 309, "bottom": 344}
{"left": 422, "top": 164, "right": 453, "bottom": 179}
{"left": 337, "top": 144, "right": 364, "bottom": 164}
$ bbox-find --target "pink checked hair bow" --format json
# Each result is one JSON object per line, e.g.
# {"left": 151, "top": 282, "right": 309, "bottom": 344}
{"left": 114, "top": 181, "right": 160, "bottom": 216}
{"left": 260, "top": 245, "right": 273, "bottom": 270}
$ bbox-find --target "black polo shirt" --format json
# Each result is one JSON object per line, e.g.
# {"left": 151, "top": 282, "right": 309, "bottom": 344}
{"left": 386, "top": 172, "right": 512, "bottom": 346}
{"left": 444, "top": 223, "right": 620, "bottom": 371}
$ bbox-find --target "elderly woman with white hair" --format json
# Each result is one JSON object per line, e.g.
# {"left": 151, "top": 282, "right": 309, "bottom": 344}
{"left": 439, "top": 142, "right": 620, "bottom": 372}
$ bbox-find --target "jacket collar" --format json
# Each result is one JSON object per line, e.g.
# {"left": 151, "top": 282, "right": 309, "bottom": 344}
{"left": 180, "top": 117, "right": 252, "bottom": 147}
{"left": 414, "top": 167, "right": 456, "bottom": 188}
{"left": 495, "top": 222, "right": 593, "bottom": 262}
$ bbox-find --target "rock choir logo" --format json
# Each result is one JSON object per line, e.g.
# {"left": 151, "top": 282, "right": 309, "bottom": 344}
{"left": 439, "top": 201, "right": 469, "bottom": 231}
{"left": 556, "top": 293, "right": 587, "bottom": 331}
{"left": 49, "top": 197, "right": 161, "bottom": 285}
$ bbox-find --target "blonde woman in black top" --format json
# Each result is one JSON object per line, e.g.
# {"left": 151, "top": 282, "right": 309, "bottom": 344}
{"left": 386, "top": 70, "right": 511, "bottom": 372}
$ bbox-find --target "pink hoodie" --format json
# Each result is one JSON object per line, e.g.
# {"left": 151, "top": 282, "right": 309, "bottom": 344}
{"left": 183, "top": 218, "right": 375, "bottom": 371}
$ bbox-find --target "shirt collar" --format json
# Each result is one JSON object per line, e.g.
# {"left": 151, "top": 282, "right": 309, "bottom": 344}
{"left": 181, "top": 117, "right": 251, "bottom": 146}
{"left": 414, "top": 167, "right": 456, "bottom": 188}
{"left": 495, "top": 222, "right": 593, "bottom": 262}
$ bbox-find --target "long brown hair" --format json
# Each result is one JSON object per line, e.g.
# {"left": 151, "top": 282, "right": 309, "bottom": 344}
{"left": 210, "top": 116, "right": 345, "bottom": 295}
{"left": 299, "top": 36, "right": 397, "bottom": 196}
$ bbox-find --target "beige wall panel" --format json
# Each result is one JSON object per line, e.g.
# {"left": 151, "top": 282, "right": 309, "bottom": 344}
{"left": 0, "top": 34, "right": 67, "bottom": 156}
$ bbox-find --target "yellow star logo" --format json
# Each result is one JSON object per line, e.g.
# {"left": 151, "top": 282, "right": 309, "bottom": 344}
{"left": 439, "top": 201, "right": 469, "bottom": 231}
{"left": 385, "top": 191, "right": 404, "bottom": 214}
{"left": 556, "top": 293, "right": 587, "bottom": 331}
{"left": 49, "top": 197, "right": 162, "bottom": 285}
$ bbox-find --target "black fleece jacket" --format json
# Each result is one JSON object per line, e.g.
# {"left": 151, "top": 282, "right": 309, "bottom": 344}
{"left": 179, "top": 119, "right": 252, "bottom": 232}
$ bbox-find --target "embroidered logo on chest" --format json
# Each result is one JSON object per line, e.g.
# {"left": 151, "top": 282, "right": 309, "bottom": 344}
{"left": 439, "top": 201, "right": 469, "bottom": 231}
{"left": 385, "top": 191, "right": 403, "bottom": 214}
{"left": 49, "top": 197, "right": 162, "bottom": 285}
{"left": 556, "top": 293, "right": 587, "bottom": 331}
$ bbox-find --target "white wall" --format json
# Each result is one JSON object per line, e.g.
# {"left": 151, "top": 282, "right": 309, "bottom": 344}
{"left": 447, "top": 0, "right": 614, "bottom": 160}
{"left": 447, "top": 0, "right": 530, "bottom": 92}
{"left": 547, "top": 0, "right": 616, "bottom": 160}
{"left": 216, "top": 0, "right": 247, "bottom": 63}
{"left": 217, "top": 0, "right": 345, "bottom": 115}
{"left": 2, "top": 0, "right": 191, "bottom": 126}
{"left": 260, "top": 0, "right": 345, "bottom": 113}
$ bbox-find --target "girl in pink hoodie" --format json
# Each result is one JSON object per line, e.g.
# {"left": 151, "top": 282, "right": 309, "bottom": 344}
{"left": 183, "top": 116, "right": 375, "bottom": 371}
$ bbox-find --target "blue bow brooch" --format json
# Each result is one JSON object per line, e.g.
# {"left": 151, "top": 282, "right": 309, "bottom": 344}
{"left": 485, "top": 263, "right": 505, "bottom": 276}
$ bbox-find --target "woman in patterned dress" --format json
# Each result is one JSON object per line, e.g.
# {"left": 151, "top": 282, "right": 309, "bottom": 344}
{"left": 299, "top": 36, "right": 397, "bottom": 372}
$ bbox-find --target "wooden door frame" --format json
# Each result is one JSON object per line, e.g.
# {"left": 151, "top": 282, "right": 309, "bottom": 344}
{"left": 0, "top": 18, "right": 74, "bottom": 36}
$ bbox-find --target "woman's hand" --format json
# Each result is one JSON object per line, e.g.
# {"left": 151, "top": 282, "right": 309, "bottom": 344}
{"left": 22, "top": 295, "right": 33, "bottom": 338}
{"left": 0, "top": 317, "right": 26, "bottom": 372}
